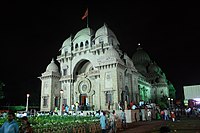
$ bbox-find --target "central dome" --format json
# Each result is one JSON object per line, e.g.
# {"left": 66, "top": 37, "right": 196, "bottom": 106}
{"left": 132, "top": 45, "right": 151, "bottom": 66}
{"left": 74, "top": 27, "right": 94, "bottom": 39}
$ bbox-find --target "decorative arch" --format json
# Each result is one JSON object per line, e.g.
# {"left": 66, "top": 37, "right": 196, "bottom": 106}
{"left": 72, "top": 59, "right": 95, "bottom": 80}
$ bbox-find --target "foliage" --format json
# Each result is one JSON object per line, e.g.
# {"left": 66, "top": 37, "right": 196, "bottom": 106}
{"left": 168, "top": 82, "right": 176, "bottom": 99}
{"left": 157, "top": 95, "right": 168, "bottom": 110}
{"left": 0, "top": 115, "right": 100, "bottom": 132}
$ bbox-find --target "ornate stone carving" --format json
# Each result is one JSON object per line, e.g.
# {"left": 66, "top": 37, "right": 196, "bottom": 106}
{"left": 77, "top": 78, "right": 91, "bottom": 94}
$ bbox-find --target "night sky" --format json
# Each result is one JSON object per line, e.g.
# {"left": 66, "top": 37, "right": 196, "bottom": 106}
{"left": 0, "top": 1, "right": 200, "bottom": 105}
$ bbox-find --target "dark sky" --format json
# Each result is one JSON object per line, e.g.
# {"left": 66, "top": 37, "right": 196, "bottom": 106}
{"left": 0, "top": 1, "right": 200, "bottom": 105}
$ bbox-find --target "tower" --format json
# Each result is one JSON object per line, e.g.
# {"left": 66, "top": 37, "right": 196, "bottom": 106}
{"left": 39, "top": 59, "right": 61, "bottom": 111}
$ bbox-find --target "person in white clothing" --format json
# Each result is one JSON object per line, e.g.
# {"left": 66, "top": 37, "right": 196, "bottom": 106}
{"left": 147, "top": 109, "right": 152, "bottom": 121}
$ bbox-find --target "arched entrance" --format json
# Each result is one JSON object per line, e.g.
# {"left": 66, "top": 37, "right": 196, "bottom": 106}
{"left": 79, "top": 94, "right": 89, "bottom": 110}
{"left": 121, "top": 86, "right": 130, "bottom": 105}
{"left": 79, "top": 94, "right": 88, "bottom": 106}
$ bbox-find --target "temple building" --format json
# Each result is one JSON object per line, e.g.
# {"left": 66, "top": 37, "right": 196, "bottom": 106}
{"left": 39, "top": 24, "right": 176, "bottom": 112}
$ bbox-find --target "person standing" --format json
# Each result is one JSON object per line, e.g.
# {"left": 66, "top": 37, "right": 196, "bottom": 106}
{"left": 170, "top": 111, "right": 175, "bottom": 122}
{"left": 0, "top": 111, "right": 19, "bottom": 133}
{"left": 147, "top": 109, "right": 152, "bottom": 121}
{"left": 19, "top": 116, "right": 33, "bottom": 133}
{"left": 100, "top": 111, "right": 107, "bottom": 133}
{"left": 65, "top": 104, "right": 69, "bottom": 115}
{"left": 164, "top": 108, "right": 169, "bottom": 120}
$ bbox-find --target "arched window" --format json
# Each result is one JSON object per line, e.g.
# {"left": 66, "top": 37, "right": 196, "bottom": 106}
{"left": 111, "top": 39, "right": 114, "bottom": 45}
{"left": 80, "top": 42, "right": 83, "bottom": 50}
{"left": 75, "top": 43, "right": 78, "bottom": 51}
{"left": 80, "top": 42, "right": 83, "bottom": 47}
{"left": 54, "top": 97, "right": 59, "bottom": 107}
{"left": 85, "top": 40, "right": 89, "bottom": 48}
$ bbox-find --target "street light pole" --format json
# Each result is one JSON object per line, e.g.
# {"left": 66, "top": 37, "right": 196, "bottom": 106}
{"left": 167, "top": 97, "right": 170, "bottom": 109}
{"left": 26, "top": 94, "right": 30, "bottom": 112}
{"left": 60, "top": 89, "right": 64, "bottom": 115}
{"left": 171, "top": 99, "right": 173, "bottom": 110}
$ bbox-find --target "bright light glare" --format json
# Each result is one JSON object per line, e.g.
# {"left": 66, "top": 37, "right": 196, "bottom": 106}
{"left": 194, "top": 98, "right": 200, "bottom": 102}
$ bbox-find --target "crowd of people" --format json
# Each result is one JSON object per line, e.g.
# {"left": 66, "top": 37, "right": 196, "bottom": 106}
{"left": 100, "top": 109, "right": 126, "bottom": 133}
{"left": 1, "top": 102, "right": 198, "bottom": 133}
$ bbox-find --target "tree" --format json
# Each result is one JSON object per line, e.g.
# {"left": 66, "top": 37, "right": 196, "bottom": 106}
{"left": 157, "top": 95, "right": 168, "bottom": 110}
{"left": 0, "top": 81, "right": 5, "bottom": 99}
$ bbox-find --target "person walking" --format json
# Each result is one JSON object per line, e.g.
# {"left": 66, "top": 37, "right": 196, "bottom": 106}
{"left": 0, "top": 111, "right": 19, "bottom": 133}
{"left": 19, "top": 116, "right": 33, "bottom": 133}
{"left": 120, "top": 109, "right": 126, "bottom": 130}
{"left": 100, "top": 111, "right": 107, "bottom": 133}
{"left": 109, "top": 110, "right": 117, "bottom": 133}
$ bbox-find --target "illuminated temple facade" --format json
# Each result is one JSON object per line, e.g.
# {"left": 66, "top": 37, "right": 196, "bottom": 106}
{"left": 39, "top": 24, "right": 176, "bottom": 111}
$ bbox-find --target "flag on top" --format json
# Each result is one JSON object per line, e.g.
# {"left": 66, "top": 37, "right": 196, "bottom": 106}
{"left": 82, "top": 8, "right": 88, "bottom": 20}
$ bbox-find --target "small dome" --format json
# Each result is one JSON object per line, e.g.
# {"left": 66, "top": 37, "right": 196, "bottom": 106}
{"left": 156, "top": 76, "right": 166, "bottom": 83}
{"left": 132, "top": 45, "right": 151, "bottom": 66}
{"left": 105, "top": 46, "right": 120, "bottom": 59}
{"left": 74, "top": 27, "right": 94, "bottom": 39}
{"left": 148, "top": 62, "right": 159, "bottom": 73}
{"left": 46, "top": 59, "right": 59, "bottom": 72}
{"left": 135, "top": 64, "right": 147, "bottom": 74}
{"left": 95, "top": 23, "right": 117, "bottom": 38}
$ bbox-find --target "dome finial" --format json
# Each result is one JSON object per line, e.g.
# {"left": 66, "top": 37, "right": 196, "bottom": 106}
{"left": 104, "top": 22, "right": 108, "bottom": 27}
{"left": 137, "top": 43, "right": 142, "bottom": 50}
{"left": 51, "top": 58, "right": 54, "bottom": 63}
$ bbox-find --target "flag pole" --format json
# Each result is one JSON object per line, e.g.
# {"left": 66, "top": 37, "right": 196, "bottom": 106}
{"left": 86, "top": 8, "right": 89, "bottom": 27}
